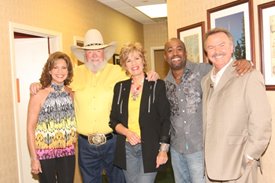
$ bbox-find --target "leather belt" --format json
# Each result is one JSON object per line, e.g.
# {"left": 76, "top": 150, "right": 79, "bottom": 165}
{"left": 79, "top": 133, "right": 113, "bottom": 145}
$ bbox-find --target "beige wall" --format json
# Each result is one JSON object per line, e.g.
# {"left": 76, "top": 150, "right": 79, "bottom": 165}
{"left": 3, "top": 0, "right": 274, "bottom": 182}
{"left": 0, "top": 0, "right": 143, "bottom": 182}
{"left": 167, "top": 0, "right": 275, "bottom": 182}
{"left": 143, "top": 21, "right": 168, "bottom": 70}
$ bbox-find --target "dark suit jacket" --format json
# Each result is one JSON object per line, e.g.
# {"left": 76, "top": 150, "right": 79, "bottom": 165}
{"left": 109, "top": 78, "right": 171, "bottom": 173}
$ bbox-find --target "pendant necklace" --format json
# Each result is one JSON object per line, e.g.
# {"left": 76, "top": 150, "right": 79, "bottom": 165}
{"left": 131, "top": 79, "right": 143, "bottom": 101}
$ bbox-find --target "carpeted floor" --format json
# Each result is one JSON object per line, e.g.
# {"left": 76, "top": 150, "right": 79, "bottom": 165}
{"left": 155, "top": 159, "right": 175, "bottom": 183}
{"left": 102, "top": 159, "right": 175, "bottom": 183}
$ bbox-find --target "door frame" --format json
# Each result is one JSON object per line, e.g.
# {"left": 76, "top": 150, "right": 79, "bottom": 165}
{"left": 150, "top": 46, "right": 164, "bottom": 71}
{"left": 9, "top": 22, "right": 62, "bottom": 182}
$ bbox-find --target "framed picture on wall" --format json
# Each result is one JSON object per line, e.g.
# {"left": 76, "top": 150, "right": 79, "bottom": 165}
{"left": 113, "top": 53, "right": 120, "bottom": 65}
{"left": 207, "top": 0, "right": 255, "bottom": 63}
{"left": 73, "top": 36, "right": 84, "bottom": 65}
{"left": 258, "top": 1, "right": 275, "bottom": 90}
{"left": 177, "top": 22, "right": 205, "bottom": 63}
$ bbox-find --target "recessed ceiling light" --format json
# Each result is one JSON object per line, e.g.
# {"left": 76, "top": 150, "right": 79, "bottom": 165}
{"left": 136, "top": 3, "right": 167, "bottom": 18}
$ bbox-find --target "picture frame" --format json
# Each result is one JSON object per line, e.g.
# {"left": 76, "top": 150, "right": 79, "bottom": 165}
{"left": 113, "top": 53, "right": 120, "bottom": 65}
{"left": 73, "top": 36, "right": 84, "bottom": 65}
{"left": 258, "top": 1, "right": 275, "bottom": 90}
{"left": 177, "top": 22, "right": 205, "bottom": 63}
{"left": 207, "top": 0, "right": 255, "bottom": 63}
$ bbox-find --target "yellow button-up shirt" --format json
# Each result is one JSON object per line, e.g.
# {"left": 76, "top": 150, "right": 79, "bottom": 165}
{"left": 70, "top": 63, "right": 128, "bottom": 135}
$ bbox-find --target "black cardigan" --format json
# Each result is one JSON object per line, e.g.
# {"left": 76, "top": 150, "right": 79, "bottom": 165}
{"left": 109, "top": 78, "right": 171, "bottom": 173}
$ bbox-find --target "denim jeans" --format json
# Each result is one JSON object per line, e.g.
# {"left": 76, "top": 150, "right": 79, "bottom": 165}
{"left": 78, "top": 134, "right": 125, "bottom": 183}
{"left": 171, "top": 147, "right": 204, "bottom": 183}
{"left": 123, "top": 142, "right": 157, "bottom": 183}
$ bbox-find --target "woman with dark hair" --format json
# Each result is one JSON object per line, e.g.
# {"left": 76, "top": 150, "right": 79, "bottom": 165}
{"left": 109, "top": 42, "right": 171, "bottom": 183}
{"left": 27, "top": 51, "right": 77, "bottom": 183}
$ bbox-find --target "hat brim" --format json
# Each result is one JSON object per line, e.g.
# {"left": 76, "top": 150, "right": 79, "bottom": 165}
{"left": 71, "top": 41, "right": 117, "bottom": 63}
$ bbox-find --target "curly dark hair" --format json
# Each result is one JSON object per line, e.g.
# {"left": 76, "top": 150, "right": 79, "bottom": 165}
{"left": 39, "top": 51, "right": 73, "bottom": 88}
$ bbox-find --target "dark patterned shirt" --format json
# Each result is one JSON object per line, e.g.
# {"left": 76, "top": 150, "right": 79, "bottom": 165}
{"left": 165, "top": 61, "right": 211, "bottom": 154}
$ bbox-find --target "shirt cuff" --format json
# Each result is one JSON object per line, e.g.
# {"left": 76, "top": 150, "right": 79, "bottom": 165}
{"left": 246, "top": 154, "right": 254, "bottom": 161}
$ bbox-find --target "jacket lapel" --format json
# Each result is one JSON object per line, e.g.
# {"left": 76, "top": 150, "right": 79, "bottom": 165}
{"left": 121, "top": 80, "right": 131, "bottom": 118}
{"left": 212, "top": 62, "right": 235, "bottom": 97}
{"left": 139, "top": 79, "right": 150, "bottom": 116}
{"left": 204, "top": 73, "right": 214, "bottom": 103}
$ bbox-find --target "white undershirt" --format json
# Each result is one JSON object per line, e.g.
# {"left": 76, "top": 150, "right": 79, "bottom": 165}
{"left": 210, "top": 58, "right": 233, "bottom": 88}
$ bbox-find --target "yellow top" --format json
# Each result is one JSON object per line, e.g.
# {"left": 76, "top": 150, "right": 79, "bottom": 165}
{"left": 128, "top": 92, "right": 142, "bottom": 137}
{"left": 70, "top": 63, "right": 127, "bottom": 135}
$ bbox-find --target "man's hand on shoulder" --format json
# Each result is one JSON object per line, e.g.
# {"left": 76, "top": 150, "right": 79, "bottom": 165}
{"left": 146, "top": 70, "right": 160, "bottom": 81}
{"left": 30, "top": 82, "right": 42, "bottom": 95}
{"left": 233, "top": 59, "right": 254, "bottom": 76}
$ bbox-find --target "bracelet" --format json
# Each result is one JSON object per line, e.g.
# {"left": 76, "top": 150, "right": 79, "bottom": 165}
{"left": 159, "top": 143, "right": 170, "bottom": 152}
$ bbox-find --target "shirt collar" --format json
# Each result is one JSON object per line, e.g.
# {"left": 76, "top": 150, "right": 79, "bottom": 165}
{"left": 211, "top": 58, "right": 233, "bottom": 88}
{"left": 166, "top": 61, "right": 191, "bottom": 84}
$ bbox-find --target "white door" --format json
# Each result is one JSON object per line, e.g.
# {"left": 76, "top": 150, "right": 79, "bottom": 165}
{"left": 14, "top": 38, "right": 49, "bottom": 183}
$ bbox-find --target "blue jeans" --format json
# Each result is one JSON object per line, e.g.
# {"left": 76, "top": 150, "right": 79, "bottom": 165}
{"left": 171, "top": 147, "right": 204, "bottom": 183}
{"left": 78, "top": 134, "right": 125, "bottom": 183}
{"left": 124, "top": 142, "right": 157, "bottom": 183}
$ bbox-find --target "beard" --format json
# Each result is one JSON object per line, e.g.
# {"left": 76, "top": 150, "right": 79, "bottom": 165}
{"left": 170, "top": 62, "right": 184, "bottom": 70}
{"left": 169, "top": 57, "right": 186, "bottom": 71}
{"left": 84, "top": 58, "right": 107, "bottom": 73}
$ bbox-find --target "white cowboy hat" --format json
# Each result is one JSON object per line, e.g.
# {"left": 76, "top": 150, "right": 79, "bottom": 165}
{"left": 71, "top": 29, "right": 116, "bottom": 63}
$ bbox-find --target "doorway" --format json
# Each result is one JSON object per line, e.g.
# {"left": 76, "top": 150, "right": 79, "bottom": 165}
{"left": 150, "top": 47, "right": 169, "bottom": 79}
{"left": 9, "top": 22, "right": 61, "bottom": 183}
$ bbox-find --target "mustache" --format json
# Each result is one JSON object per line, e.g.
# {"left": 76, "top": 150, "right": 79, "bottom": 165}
{"left": 84, "top": 60, "right": 107, "bottom": 72}
{"left": 87, "top": 58, "right": 100, "bottom": 62}
{"left": 212, "top": 53, "right": 225, "bottom": 57}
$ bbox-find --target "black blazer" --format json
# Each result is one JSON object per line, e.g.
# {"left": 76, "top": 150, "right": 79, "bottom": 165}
{"left": 109, "top": 78, "right": 171, "bottom": 173}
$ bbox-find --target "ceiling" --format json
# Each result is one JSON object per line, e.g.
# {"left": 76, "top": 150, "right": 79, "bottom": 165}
{"left": 97, "top": 0, "right": 167, "bottom": 24}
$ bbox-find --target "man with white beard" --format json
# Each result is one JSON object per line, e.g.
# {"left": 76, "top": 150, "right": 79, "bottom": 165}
{"left": 70, "top": 29, "right": 127, "bottom": 183}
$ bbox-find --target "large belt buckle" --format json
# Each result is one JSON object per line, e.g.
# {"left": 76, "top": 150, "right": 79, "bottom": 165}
{"left": 88, "top": 133, "right": 106, "bottom": 145}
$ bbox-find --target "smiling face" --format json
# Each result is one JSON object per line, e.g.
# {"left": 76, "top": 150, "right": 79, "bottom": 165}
{"left": 204, "top": 31, "right": 234, "bottom": 71}
{"left": 164, "top": 38, "right": 187, "bottom": 71}
{"left": 49, "top": 58, "right": 68, "bottom": 85}
{"left": 125, "top": 50, "right": 144, "bottom": 77}
{"left": 84, "top": 48, "right": 106, "bottom": 72}
{"left": 120, "top": 42, "right": 147, "bottom": 76}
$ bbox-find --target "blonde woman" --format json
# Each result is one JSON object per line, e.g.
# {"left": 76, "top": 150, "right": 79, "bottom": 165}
{"left": 109, "top": 42, "right": 171, "bottom": 183}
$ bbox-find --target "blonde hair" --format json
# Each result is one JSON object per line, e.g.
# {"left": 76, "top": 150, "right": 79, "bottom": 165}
{"left": 119, "top": 42, "right": 147, "bottom": 75}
